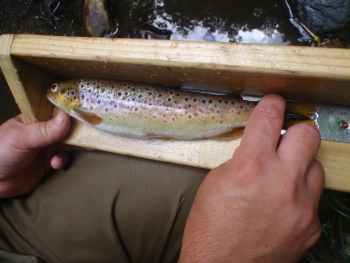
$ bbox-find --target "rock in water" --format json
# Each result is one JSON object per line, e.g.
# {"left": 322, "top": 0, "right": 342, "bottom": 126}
{"left": 84, "top": 0, "right": 118, "bottom": 37}
{"left": 291, "top": 0, "right": 350, "bottom": 41}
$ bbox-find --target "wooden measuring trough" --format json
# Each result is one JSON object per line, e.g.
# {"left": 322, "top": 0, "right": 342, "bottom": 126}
{"left": 1, "top": 34, "right": 350, "bottom": 192}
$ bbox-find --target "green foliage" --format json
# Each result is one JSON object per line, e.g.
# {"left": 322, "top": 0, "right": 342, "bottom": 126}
{"left": 301, "top": 190, "right": 350, "bottom": 263}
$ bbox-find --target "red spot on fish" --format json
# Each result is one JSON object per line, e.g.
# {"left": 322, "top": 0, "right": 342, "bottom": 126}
{"left": 217, "top": 110, "right": 221, "bottom": 114}
{"left": 144, "top": 116, "right": 148, "bottom": 119}
{"left": 163, "top": 120, "right": 167, "bottom": 123}
{"left": 240, "top": 105, "right": 243, "bottom": 109}
{"left": 178, "top": 106, "right": 182, "bottom": 109}
{"left": 230, "top": 109, "right": 235, "bottom": 113}
{"left": 212, "top": 116, "right": 215, "bottom": 120}
{"left": 188, "top": 115, "right": 192, "bottom": 119}
{"left": 194, "top": 113, "right": 198, "bottom": 116}
{"left": 172, "top": 117, "right": 175, "bottom": 122}
{"left": 220, "top": 121, "right": 223, "bottom": 124}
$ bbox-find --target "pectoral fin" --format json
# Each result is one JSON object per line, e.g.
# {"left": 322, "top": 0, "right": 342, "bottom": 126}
{"left": 72, "top": 109, "right": 103, "bottom": 125}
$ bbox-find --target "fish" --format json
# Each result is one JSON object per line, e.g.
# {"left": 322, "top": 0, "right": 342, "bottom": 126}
{"left": 47, "top": 79, "right": 317, "bottom": 140}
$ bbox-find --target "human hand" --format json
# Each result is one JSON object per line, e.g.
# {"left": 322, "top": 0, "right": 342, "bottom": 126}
{"left": 0, "top": 111, "right": 70, "bottom": 198}
{"left": 179, "top": 94, "right": 324, "bottom": 263}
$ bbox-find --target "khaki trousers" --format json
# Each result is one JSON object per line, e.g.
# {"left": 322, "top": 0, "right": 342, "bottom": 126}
{"left": 0, "top": 151, "right": 208, "bottom": 262}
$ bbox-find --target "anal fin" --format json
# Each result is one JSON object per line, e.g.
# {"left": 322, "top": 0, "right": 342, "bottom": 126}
{"left": 212, "top": 127, "right": 245, "bottom": 140}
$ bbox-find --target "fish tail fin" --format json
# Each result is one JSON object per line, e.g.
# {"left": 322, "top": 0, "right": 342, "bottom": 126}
{"left": 284, "top": 102, "right": 318, "bottom": 129}
{"left": 285, "top": 102, "right": 318, "bottom": 118}
{"left": 283, "top": 118, "right": 317, "bottom": 129}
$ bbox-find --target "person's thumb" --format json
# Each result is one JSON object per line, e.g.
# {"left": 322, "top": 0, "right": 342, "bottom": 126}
{"left": 23, "top": 111, "right": 70, "bottom": 149}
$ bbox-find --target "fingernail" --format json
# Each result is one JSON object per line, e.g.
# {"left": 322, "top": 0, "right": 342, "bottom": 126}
{"left": 54, "top": 112, "right": 64, "bottom": 127}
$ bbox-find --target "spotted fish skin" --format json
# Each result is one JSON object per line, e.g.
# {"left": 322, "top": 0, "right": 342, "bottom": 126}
{"left": 47, "top": 79, "right": 313, "bottom": 140}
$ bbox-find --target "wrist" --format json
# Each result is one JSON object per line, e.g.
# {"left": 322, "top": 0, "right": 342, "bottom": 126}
{"left": 0, "top": 173, "right": 33, "bottom": 198}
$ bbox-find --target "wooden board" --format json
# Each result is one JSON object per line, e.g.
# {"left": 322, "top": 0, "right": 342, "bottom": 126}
{"left": 0, "top": 35, "right": 54, "bottom": 123}
{"left": 56, "top": 109, "right": 350, "bottom": 193}
{"left": 8, "top": 34, "right": 350, "bottom": 105}
{"left": 1, "top": 34, "right": 350, "bottom": 192}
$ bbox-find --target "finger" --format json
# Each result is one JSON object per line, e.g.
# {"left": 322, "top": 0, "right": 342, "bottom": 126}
{"left": 51, "top": 151, "right": 71, "bottom": 170}
{"left": 240, "top": 94, "right": 286, "bottom": 153}
{"left": 305, "top": 159, "right": 324, "bottom": 203}
{"left": 22, "top": 111, "right": 70, "bottom": 149}
{"left": 278, "top": 122, "right": 321, "bottom": 177}
{"left": 58, "top": 144, "right": 95, "bottom": 152}
{"left": 13, "top": 114, "right": 27, "bottom": 124}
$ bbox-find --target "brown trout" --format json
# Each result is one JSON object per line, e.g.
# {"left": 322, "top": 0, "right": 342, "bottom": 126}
{"left": 47, "top": 79, "right": 317, "bottom": 140}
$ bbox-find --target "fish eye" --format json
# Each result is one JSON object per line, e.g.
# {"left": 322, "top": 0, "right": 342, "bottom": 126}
{"left": 51, "top": 84, "right": 59, "bottom": 93}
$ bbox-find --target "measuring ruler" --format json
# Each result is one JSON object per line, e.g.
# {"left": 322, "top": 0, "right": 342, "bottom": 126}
{"left": 242, "top": 95, "right": 350, "bottom": 143}
{"left": 316, "top": 105, "right": 350, "bottom": 143}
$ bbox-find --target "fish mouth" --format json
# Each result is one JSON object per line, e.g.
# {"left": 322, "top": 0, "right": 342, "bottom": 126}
{"left": 46, "top": 90, "right": 59, "bottom": 107}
